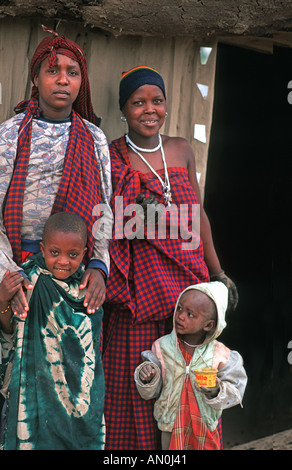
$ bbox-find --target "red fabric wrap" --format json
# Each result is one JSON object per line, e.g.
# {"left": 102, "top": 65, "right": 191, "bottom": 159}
{"left": 169, "top": 341, "right": 221, "bottom": 450}
{"left": 105, "top": 135, "right": 209, "bottom": 323}
{"left": 102, "top": 135, "right": 209, "bottom": 450}
{"left": 4, "top": 98, "right": 101, "bottom": 266}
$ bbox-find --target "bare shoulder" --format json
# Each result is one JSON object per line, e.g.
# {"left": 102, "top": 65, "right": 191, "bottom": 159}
{"left": 162, "top": 135, "right": 194, "bottom": 167}
{"left": 162, "top": 135, "right": 191, "bottom": 149}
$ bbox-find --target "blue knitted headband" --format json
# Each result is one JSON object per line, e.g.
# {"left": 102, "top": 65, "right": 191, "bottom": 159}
{"left": 119, "top": 66, "right": 166, "bottom": 110}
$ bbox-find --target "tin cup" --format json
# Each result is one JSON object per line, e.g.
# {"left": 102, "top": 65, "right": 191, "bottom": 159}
{"left": 194, "top": 368, "right": 218, "bottom": 387}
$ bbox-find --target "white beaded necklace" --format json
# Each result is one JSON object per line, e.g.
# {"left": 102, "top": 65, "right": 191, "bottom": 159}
{"left": 126, "top": 134, "right": 162, "bottom": 153}
{"left": 181, "top": 339, "right": 198, "bottom": 348}
{"left": 125, "top": 133, "right": 172, "bottom": 206}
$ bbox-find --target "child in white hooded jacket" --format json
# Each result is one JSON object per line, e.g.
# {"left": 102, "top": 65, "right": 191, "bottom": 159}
{"left": 134, "top": 281, "right": 247, "bottom": 450}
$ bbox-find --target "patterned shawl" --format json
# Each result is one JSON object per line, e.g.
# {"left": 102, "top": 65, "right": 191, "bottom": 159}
{"left": 3, "top": 99, "right": 101, "bottom": 265}
{"left": 3, "top": 32, "right": 100, "bottom": 265}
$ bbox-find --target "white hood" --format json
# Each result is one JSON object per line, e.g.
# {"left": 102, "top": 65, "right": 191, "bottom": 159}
{"left": 174, "top": 281, "right": 228, "bottom": 343}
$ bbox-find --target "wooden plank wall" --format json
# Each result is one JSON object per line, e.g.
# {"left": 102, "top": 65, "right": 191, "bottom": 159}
{"left": 0, "top": 17, "right": 217, "bottom": 196}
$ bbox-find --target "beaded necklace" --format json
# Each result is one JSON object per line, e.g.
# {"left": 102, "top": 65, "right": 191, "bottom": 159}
{"left": 125, "top": 133, "right": 172, "bottom": 206}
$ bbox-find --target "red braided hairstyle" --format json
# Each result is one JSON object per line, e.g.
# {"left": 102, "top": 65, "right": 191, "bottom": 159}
{"left": 29, "top": 27, "right": 95, "bottom": 123}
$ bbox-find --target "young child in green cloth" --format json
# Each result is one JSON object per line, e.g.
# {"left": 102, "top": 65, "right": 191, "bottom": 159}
{"left": 0, "top": 212, "right": 105, "bottom": 450}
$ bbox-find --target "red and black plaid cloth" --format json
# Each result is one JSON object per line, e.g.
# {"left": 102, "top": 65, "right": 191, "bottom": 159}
{"left": 102, "top": 136, "right": 210, "bottom": 450}
{"left": 169, "top": 341, "right": 221, "bottom": 450}
{"left": 105, "top": 135, "right": 209, "bottom": 322}
{"left": 3, "top": 98, "right": 102, "bottom": 265}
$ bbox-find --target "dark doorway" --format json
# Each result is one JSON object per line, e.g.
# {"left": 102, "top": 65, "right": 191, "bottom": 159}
{"left": 204, "top": 43, "right": 292, "bottom": 447}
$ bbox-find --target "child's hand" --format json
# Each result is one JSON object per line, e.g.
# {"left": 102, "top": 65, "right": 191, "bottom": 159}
{"left": 139, "top": 364, "right": 156, "bottom": 384}
{"left": 194, "top": 378, "right": 220, "bottom": 399}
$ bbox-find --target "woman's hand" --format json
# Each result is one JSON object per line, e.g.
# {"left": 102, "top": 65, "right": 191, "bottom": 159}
{"left": 10, "top": 277, "right": 34, "bottom": 319}
{"left": 210, "top": 271, "right": 239, "bottom": 311}
{"left": 80, "top": 268, "right": 106, "bottom": 313}
{"left": 0, "top": 270, "right": 24, "bottom": 304}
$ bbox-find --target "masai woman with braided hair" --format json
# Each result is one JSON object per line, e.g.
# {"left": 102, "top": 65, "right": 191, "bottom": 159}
{"left": 0, "top": 29, "right": 111, "bottom": 449}
{"left": 103, "top": 66, "right": 238, "bottom": 450}
{"left": 0, "top": 27, "right": 112, "bottom": 316}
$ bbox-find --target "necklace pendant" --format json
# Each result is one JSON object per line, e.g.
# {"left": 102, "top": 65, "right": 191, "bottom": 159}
{"left": 163, "top": 187, "right": 172, "bottom": 206}
{"left": 166, "top": 192, "right": 172, "bottom": 206}
{"left": 127, "top": 135, "right": 172, "bottom": 208}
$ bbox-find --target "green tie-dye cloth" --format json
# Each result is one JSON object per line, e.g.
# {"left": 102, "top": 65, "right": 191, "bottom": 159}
{"left": 1, "top": 252, "right": 105, "bottom": 450}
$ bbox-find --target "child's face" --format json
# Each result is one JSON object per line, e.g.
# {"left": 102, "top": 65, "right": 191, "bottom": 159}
{"left": 175, "top": 290, "right": 215, "bottom": 338}
{"left": 40, "top": 230, "right": 87, "bottom": 280}
{"left": 34, "top": 54, "right": 82, "bottom": 119}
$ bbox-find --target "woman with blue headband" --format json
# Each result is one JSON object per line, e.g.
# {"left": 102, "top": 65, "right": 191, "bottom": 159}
{"left": 103, "top": 66, "right": 238, "bottom": 450}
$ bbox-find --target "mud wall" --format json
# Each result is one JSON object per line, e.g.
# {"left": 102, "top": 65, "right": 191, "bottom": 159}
{"left": 0, "top": 17, "right": 217, "bottom": 194}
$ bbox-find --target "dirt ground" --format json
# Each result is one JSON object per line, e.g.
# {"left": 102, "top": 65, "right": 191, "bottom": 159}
{"left": 228, "top": 429, "right": 292, "bottom": 450}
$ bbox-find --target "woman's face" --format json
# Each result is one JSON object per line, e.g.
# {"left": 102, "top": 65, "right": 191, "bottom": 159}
{"left": 34, "top": 54, "right": 82, "bottom": 119}
{"left": 122, "top": 84, "right": 167, "bottom": 140}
